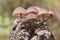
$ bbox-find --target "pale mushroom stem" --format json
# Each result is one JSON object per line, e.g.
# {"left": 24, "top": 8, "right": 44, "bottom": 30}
{"left": 42, "top": 14, "right": 45, "bottom": 27}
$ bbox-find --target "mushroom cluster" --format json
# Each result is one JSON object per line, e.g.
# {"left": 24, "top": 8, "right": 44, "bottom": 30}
{"left": 10, "top": 6, "right": 55, "bottom": 40}
{"left": 12, "top": 6, "right": 54, "bottom": 24}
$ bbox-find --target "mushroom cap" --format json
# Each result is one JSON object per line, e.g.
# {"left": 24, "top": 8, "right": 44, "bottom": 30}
{"left": 37, "top": 8, "right": 54, "bottom": 18}
{"left": 48, "top": 11, "right": 54, "bottom": 17}
{"left": 12, "top": 7, "right": 26, "bottom": 17}
{"left": 26, "top": 6, "right": 39, "bottom": 15}
{"left": 26, "top": 13, "right": 37, "bottom": 21}
{"left": 20, "top": 18, "right": 26, "bottom": 23}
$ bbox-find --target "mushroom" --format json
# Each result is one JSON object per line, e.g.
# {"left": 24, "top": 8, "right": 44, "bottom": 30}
{"left": 37, "top": 8, "right": 48, "bottom": 18}
{"left": 26, "top": 13, "right": 37, "bottom": 21}
{"left": 26, "top": 6, "right": 39, "bottom": 15}
{"left": 12, "top": 7, "right": 26, "bottom": 18}
{"left": 37, "top": 8, "right": 54, "bottom": 19}
{"left": 12, "top": 7, "right": 26, "bottom": 24}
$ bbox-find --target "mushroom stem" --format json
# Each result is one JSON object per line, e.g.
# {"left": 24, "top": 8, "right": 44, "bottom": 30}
{"left": 42, "top": 14, "right": 45, "bottom": 27}
{"left": 20, "top": 14, "right": 22, "bottom": 19}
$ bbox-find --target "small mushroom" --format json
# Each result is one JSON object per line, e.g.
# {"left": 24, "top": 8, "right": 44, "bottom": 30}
{"left": 20, "top": 18, "right": 26, "bottom": 24}
{"left": 12, "top": 7, "right": 26, "bottom": 18}
{"left": 26, "top": 6, "right": 39, "bottom": 15}
{"left": 26, "top": 13, "right": 37, "bottom": 21}
{"left": 37, "top": 8, "right": 48, "bottom": 18}
{"left": 12, "top": 7, "right": 26, "bottom": 24}
{"left": 37, "top": 8, "right": 54, "bottom": 18}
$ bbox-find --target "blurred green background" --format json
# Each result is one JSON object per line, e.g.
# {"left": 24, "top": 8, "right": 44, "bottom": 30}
{"left": 0, "top": 0, "right": 60, "bottom": 40}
